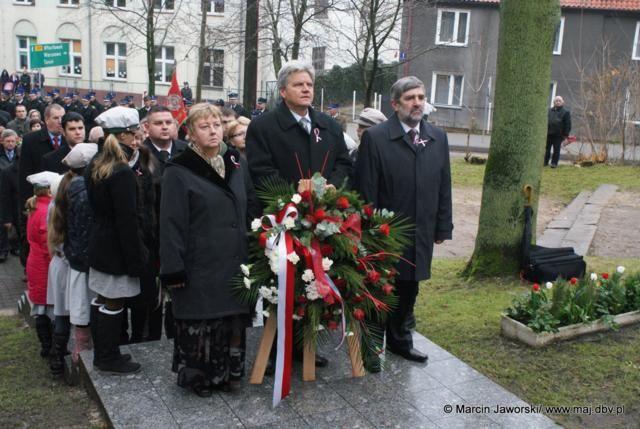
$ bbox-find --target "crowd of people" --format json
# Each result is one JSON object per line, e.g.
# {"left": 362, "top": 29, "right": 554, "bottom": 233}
{"left": 0, "top": 60, "right": 452, "bottom": 398}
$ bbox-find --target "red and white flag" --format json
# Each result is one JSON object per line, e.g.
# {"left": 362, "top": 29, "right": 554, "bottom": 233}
{"left": 166, "top": 70, "right": 187, "bottom": 125}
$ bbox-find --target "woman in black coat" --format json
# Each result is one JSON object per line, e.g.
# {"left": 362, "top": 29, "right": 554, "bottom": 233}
{"left": 160, "top": 103, "right": 259, "bottom": 396}
{"left": 86, "top": 107, "right": 147, "bottom": 374}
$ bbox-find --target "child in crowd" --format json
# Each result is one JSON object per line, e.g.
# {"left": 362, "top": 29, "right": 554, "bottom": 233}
{"left": 25, "top": 171, "right": 60, "bottom": 358}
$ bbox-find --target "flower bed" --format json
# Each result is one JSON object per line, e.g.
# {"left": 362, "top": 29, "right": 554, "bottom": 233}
{"left": 502, "top": 267, "right": 640, "bottom": 346}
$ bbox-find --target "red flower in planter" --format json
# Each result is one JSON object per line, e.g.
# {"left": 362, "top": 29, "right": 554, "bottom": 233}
{"left": 352, "top": 294, "right": 364, "bottom": 303}
{"left": 258, "top": 232, "right": 268, "bottom": 248}
{"left": 333, "top": 278, "right": 346, "bottom": 288}
{"left": 570, "top": 277, "right": 578, "bottom": 285}
{"left": 314, "top": 208, "right": 327, "bottom": 222}
{"left": 367, "top": 270, "right": 381, "bottom": 283}
{"left": 327, "top": 320, "right": 339, "bottom": 330}
{"left": 336, "top": 197, "right": 350, "bottom": 210}
{"left": 379, "top": 224, "right": 390, "bottom": 236}
{"left": 532, "top": 284, "right": 540, "bottom": 292}
{"left": 353, "top": 308, "right": 365, "bottom": 321}
{"left": 363, "top": 205, "right": 374, "bottom": 217}
{"left": 601, "top": 272, "right": 609, "bottom": 280}
{"left": 382, "top": 284, "right": 395, "bottom": 295}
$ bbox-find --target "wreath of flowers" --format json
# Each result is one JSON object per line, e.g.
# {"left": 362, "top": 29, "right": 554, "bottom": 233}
{"left": 234, "top": 174, "right": 412, "bottom": 363}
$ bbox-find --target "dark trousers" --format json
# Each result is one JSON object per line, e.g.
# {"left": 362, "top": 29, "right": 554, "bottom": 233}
{"left": 544, "top": 134, "right": 563, "bottom": 166}
{"left": 0, "top": 226, "right": 8, "bottom": 255}
{"left": 386, "top": 280, "right": 420, "bottom": 351}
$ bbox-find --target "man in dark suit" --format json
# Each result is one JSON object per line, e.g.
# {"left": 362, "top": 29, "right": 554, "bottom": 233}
{"left": 228, "top": 92, "right": 249, "bottom": 119}
{"left": 0, "top": 129, "right": 19, "bottom": 262}
{"left": 43, "top": 112, "right": 85, "bottom": 174}
{"left": 141, "top": 105, "right": 187, "bottom": 341}
{"left": 246, "top": 60, "right": 352, "bottom": 369}
{"left": 355, "top": 76, "right": 453, "bottom": 364}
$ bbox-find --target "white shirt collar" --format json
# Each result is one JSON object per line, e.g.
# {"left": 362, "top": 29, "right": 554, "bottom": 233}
{"left": 290, "top": 109, "right": 310, "bottom": 124}
{"left": 400, "top": 121, "right": 419, "bottom": 135}
{"left": 151, "top": 141, "right": 173, "bottom": 154}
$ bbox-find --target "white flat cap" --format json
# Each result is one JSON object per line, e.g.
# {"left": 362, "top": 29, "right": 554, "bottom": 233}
{"left": 95, "top": 106, "right": 140, "bottom": 133}
{"left": 27, "top": 171, "right": 62, "bottom": 190}
{"left": 63, "top": 143, "right": 98, "bottom": 169}
{"left": 355, "top": 108, "right": 387, "bottom": 127}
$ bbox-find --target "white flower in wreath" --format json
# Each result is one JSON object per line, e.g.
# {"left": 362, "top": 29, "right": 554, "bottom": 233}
{"left": 305, "top": 281, "right": 320, "bottom": 300}
{"left": 259, "top": 286, "right": 272, "bottom": 299}
{"left": 292, "top": 314, "right": 302, "bottom": 321}
{"left": 287, "top": 252, "right": 300, "bottom": 265}
{"left": 251, "top": 218, "right": 262, "bottom": 232}
{"left": 291, "top": 193, "right": 302, "bottom": 204}
{"left": 301, "top": 269, "right": 315, "bottom": 283}
{"left": 283, "top": 216, "right": 296, "bottom": 230}
{"left": 262, "top": 310, "right": 270, "bottom": 318}
{"left": 240, "top": 264, "right": 251, "bottom": 277}
{"left": 617, "top": 266, "right": 625, "bottom": 274}
{"left": 243, "top": 277, "right": 252, "bottom": 289}
{"left": 545, "top": 282, "right": 553, "bottom": 290}
{"left": 322, "top": 257, "right": 333, "bottom": 271}
{"left": 590, "top": 272, "right": 598, "bottom": 281}
{"left": 316, "top": 324, "right": 325, "bottom": 331}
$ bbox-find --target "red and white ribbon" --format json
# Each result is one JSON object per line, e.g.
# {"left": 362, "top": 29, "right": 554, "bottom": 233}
{"left": 313, "top": 127, "right": 322, "bottom": 143}
{"left": 262, "top": 204, "right": 298, "bottom": 407}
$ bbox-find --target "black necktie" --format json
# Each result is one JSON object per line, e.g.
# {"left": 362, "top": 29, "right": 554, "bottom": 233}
{"left": 407, "top": 129, "right": 418, "bottom": 145}
{"left": 159, "top": 150, "right": 170, "bottom": 162}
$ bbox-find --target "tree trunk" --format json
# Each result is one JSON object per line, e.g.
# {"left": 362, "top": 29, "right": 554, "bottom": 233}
{"left": 196, "top": 0, "right": 207, "bottom": 103}
{"left": 146, "top": 1, "right": 156, "bottom": 96}
{"left": 243, "top": 0, "right": 259, "bottom": 107}
{"left": 464, "top": 0, "right": 560, "bottom": 277}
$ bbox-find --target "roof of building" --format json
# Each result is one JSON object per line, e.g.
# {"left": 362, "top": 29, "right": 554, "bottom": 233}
{"left": 457, "top": 0, "right": 640, "bottom": 12}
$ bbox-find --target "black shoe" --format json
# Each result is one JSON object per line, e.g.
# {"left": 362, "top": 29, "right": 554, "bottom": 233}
{"left": 550, "top": 164, "right": 558, "bottom": 169}
{"left": 388, "top": 347, "right": 429, "bottom": 363}
{"left": 94, "top": 307, "right": 141, "bottom": 375}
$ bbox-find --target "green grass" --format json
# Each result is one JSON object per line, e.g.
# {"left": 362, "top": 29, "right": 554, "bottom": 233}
{"left": 416, "top": 257, "right": 640, "bottom": 429}
{"left": 0, "top": 316, "right": 105, "bottom": 428}
{"left": 451, "top": 159, "right": 640, "bottom": 202}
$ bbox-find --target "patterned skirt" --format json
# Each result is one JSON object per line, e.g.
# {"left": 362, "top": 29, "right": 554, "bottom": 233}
{"left": 172, "top": 316, "right": 247, "bottom": 391}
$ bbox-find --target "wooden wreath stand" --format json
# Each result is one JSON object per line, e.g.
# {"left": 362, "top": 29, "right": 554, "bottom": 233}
{"left": 250, "top": 315, "right": 365, "bottom": 384}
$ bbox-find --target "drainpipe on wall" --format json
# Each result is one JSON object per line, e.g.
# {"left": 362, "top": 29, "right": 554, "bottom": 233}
{"left": 237, "top": 1, "right": 245, "bottom": 96}
{"left": 88, "top": 0, "right": 94, "bottom": 90}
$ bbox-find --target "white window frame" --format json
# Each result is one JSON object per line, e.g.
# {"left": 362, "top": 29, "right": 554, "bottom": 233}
{"left": 549, "top": 81, "right": 557, "bottom": 107}
{"left": 206, "top": 0, "right": 225, "bottom": 15}
{"left": 430, "top": 72, "right": 464, "bottom": 108}
{"left": 13, "top": 0, "right": 34, "bottom": 5}
{"left": 58, "top": 0, "right": 80, "bottom": 7}
{"left": 60, "top": 39, "right": 82, "bottom": 77}
{"left": 104, "top": 0, "right": 127, "bottom": 8}
{"left": 435, "top": 9, "right": 470, "bottom": 47}
{"left": 633, "top": 22, "right": 640, "bottom": 60}
{"left": 203, "top": 48, "right": 225, "bottom": 88}
{"left": 154, "top": 0, "right": 174, "bottom": 12}
{"left": 104, "top": 42, "right": 127, "bottom": 81}
{"left": 154, "top": 46, "right": 175, "bottom": 84}
{"left": 16, "top": 36, "right": 36, "bottom": 71}
{"left": 312, "top": 46, "right": 326, "bottom": 72}
{"left": 553, "top": 16, "right": 565, "bottom": 55}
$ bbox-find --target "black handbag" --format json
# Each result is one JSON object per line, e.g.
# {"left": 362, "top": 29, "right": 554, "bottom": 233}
{"left": 521, "top": 199, "right": 586, "bottom": 283}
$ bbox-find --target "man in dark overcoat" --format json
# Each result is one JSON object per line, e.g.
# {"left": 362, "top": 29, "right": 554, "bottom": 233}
{"left": 545, "top": 95, "right": 571, "bottom": 168}
{"left": 246, "top": 60, "right": 352, "bottom": 369}
{"left": 355, "top": 76, "right": 453, "bottom": 363}
{"left": 43, "top": 111, "right": 85, "bottom": 174}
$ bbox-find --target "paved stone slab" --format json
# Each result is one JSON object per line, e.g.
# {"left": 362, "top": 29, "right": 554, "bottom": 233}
{"left": 79, "top": 329, "right": 558, "bottom": 428}
{"left": 586, "top": 184, "right": 618, "bottom": 206}
{"left": 545, "top": 190, "right": 591, "bottom": 230}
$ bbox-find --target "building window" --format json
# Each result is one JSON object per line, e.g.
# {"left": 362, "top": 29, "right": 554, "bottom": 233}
{"left": 17, "top": 36, "right": 36, "bottom": 70}
{"left": 312, "top": 46, "right": 326, "bottom": 71}
{"left": 154, "top": 46, "right": 175, "bottom": 83}
{"left": 60, "top": 39, "right": 82, "bottom": 77}
{"left": 207, "top": 0, "right": 224, "bottom": 14}
{"left": 203, "top": 49, "right": 224, "bottom": 87}
{"left": 431, "top": 73, "right": 464, "bottom": 107}
{"left": 13, "top": 0, "right": 34, "bottom": 5}
{"left": 105, "top": 42, "right": 127, "bottom": 79}
{"left": 553, "top": 17, "right": 565, "bottom": 55}
{"left": 314, "top": 0, "right": 329, "bottom": 19}
{"left": 104, "top": 0, "right": 126, "bottom": 7}
{"left": 633, "top": 22, "right": 640, "bottom": 60}
{"left": 153, "top": 0, "right": 174, "bottom": 10}
{"left": 549, "top": 81, "right": 557, "bottom": 107}
{"left": 58, "top": 0, "right": 79, "bottom": 5}
{"left": 436, "top": 9, "right": 469, "bottom": 46}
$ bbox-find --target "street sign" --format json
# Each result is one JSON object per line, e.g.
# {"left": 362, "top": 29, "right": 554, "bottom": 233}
{"left": 29, "top": 43, "right": 70, "bottom": 68}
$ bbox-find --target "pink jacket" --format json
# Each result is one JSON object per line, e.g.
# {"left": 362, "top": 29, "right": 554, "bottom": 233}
{"left": 26, "top": 196, "right": 52, "bottom": 305}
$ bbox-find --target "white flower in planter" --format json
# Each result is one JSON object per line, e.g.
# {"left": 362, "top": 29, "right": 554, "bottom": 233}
{"left": 287, "top": 252, "right": 300, "bottom": 264}
{"left": 243, "top": 277, "right": 252, "bottom": 289}
{"left": 251, "top": 218, "right": 262, "bottom": 232}
{"left": 240, "top": 264, "right": 251, "bottom": 277}
{"left": 301, "top": 269, "right": 315, "bottom": 283}
{"left": 291, "top": 193, "right": 302, "bottom": 204}
{"left": 590, "top": 273, "right": 598, "bottom": 281}
{"left": 545, "top": 282, "right": 553, "bottom": 289}
{"left": 322, "top": 257, "right": 333, "bottom": 271}
{"left": 617, "top": 266, "right": 626, "bottom": 274}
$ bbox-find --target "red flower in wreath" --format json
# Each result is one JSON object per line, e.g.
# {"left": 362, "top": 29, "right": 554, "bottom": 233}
{"left": 379, "top": 224, "right": 390, "bottom": 237}
{"left": 297, "top": 295, "right": 307, "bottom": 304}
{"left": 570, "top": 277, "right": 578, "bottom": 285}
{"left": 300, "top": 190, "right": 312, "bottom": 202}
{"left": 314, "top": 208, "right": 327, "bottom": 222}
{"left": 324, "top": 294, "right": 335, "bottom": 305}
{"left": 382, "top": 284, "right": 394, "bottom": 295}
{"left": 320, "top": 243, "right": 334, "bottom": 256}
{"left": 333, "top": 278, "right": 346, "bottom": 288}
{"left": 327, "top": 320, "right": 339, "bottom": 330}
{"left": 363, "top": 205, "right": 374, "bottom": 217}
{"left": 297, "top": 307, "right": 305, "bottom": 317}
{"left": 532, "top": 283, "right": 540, "bottom": 292}
{"left": 258, "top": 232, "right": 268, "bottom": 248}
{"left": 353, "top": 308, "right": 365, "bottom": 321}
{"left": 336, "top": 197, "right": 350, "bottom": 210}
{"left": 352, "top": 294, "right": 364, "bottom": 303}
{"left": 367, "top": 270, "right": 381, "bottom": 283}
{"left": 601, "top": 272, "right": 609, "bottom": 280}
